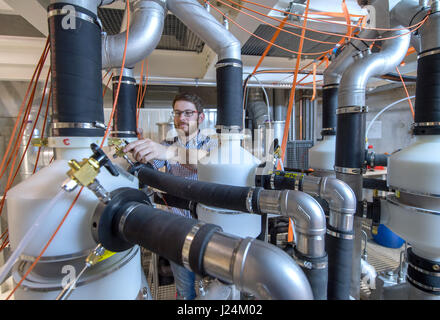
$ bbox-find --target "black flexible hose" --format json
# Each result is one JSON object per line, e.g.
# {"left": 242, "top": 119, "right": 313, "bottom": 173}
{"left": 363, "top": 178, "right": 388, "bottom": 191}
{"left": 294, "top": 248, "right": 328, "bottom": 300}
{"left": 48, "top": 3, "right": 104, "bottom": 137}
{"left": 115, "top": 201, "right": 221, "bottom": 275}
{"left": 326, "top": 228, "right": 354, "bottom": 300}
{"left": 322, "top": 85, "right": 338, "bottom": 136}
{"left": 112, "top": 75, "right": 137, "bottom": 138}
{"left": 137, "top": 166, "right": 262, "bottom": 214}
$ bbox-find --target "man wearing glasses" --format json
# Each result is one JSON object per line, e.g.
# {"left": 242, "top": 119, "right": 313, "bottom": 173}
{"left": 124, "top": 92, "right": 217, "bottom": 300}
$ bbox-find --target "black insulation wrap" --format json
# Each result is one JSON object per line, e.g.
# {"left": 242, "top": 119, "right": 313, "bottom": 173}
{"left": 255, "top": 173, "right": 301, "bottom": 190}
{"left": 326, "top": 227, "right": 353, "bottom": 300}
{"left": 112, "top": 75, "right": 137, "bottom": 137}
{"left": 294, "top": 248, "right": 328, "bottom": 300}
{"left": 407, "top": 247, "right": 440, "bottom": 294}
{"left": 363, "top": 178, "right": 388, "bottom": 191}
{"left": 153, "top": 192, "right": 191, "bottom": 211}
{"left": 48, "top": 3, "right": 104, "bottom": 137}
{"left": 216, "top": 58, "right": 243, "bottom": 129}
{"left": 414, "top": 51, "right": 440, "bottom": 135}
{"left": 116, "top": 202, "right": 198, "bottom": 266}
{"left": 322, "top": 85, "right": 338, "bottom": 135}
{"left": 335, "top": 111, "right": 366, "bottom": 169}
{"left": 138, "top": 166, "right": 261, "bottom": 213}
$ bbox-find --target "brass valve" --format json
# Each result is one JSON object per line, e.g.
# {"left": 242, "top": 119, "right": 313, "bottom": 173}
{"left": 108, "top": 138, "right": 134, "bottom": 166}
{"left": 66, "top": 157, "right": 101, "bottom": 189}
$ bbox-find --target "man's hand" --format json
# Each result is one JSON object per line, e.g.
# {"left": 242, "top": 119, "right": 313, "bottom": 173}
{"left": 123, "top": 139, "right": 175, "bottom": 163}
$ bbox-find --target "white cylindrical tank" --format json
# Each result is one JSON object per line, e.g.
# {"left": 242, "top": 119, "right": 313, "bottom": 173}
{"left": 12, "top": 246, "right": 143, "bottom": 300}
{"left": 7, "top": 153, "right": 139, "bottom": 259}
{"left": 385, "top": 135, "right": 440, "bottom": 261}
{"left": 197, "top": 134, "right": 262, "bottom": 238}
{"left": 308, "top": 135, "right": 336, "bottom": 172}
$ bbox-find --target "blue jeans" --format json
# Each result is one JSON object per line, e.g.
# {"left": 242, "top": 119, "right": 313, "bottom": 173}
{"left": 169, "top": 261, "right": 196, "bottom": 300}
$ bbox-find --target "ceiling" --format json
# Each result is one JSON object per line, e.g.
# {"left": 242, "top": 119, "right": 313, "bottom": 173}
{"left": 0, "top": 0, "right": 417, "bottom": 90}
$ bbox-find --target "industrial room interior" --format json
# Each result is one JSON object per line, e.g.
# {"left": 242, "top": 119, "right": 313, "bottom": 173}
{"left": 0, "top": 0, "right": 438, "bottom": 301}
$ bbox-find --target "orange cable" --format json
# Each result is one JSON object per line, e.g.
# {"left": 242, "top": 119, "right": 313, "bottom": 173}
{"left": 396, "top": 66, "right": 415, "bottom": 119}
{"left": 0, "top": 38, "right": 49, "bottom": 180}
{"left": 6, "top": 187, "right": 84, "bottom": 300}
{"left": 252, "top": 16, "right": 289, "bottom": 75}
{"left": 102, "top": 72, "right": 114, "bottom": 99}
{"left": 101, "top": 0, "right": 131, "bottom": 148}
{"left": 137, "top": 59, "right": 149, "bottom": 138}
{"left": 221, "top": 0, "right": 429, "bottom": 42}
{"left": 229, "top": 0, "right": 427, "bottom": 32}
{"left": 205, "top": 1, "right": 333, "bottom": 56}
{"left": 33, "top": 86, "right": 53, "bottom": 174}
{"left": 311, "top": 62, "right": 317, "bottom": 101}
{"left": 214, "top": 0, "right": 341, "bottom": 46}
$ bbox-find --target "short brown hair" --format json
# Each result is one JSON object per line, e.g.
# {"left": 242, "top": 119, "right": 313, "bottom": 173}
{"left": 172, "top": 92, "right": 204, "bottom": 113}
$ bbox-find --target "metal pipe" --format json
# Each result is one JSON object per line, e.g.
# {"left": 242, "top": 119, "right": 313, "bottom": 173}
{"left": 166, "top": 0, "right": 241, "bottom": 61}
{"left": 258, "top": 189, "right": 326, "bottom": 258}
{"left": 338, "top": 29, "right": 411, "bottom": 107}
{"left": 101, "top": 0, "right": 166, "bottom": 69}
{"left": 203, "top": 232, "right": 314, "bottom": 300}
{"left": 323, "top": 29, "right": 378, "bottom": 86}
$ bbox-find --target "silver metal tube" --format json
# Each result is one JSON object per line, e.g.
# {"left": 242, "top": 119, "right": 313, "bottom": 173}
{"left": 323, "top": 29, "right": 378, "bottom": 86}
{"left": 203, "top": 232, "right": 314, "bottom": 300}
{"left": 102, "top": 0, "right": 166, "bottom": 69}
{"left": 50, "top": 0, "right": 103, "bottom": 14}
{"left": 338, "top": 29, "right": 411, "bottom": 107}
{"left": 259, "top": 189, "right": 326, "bottom": 258}
{"left": 167, "top": 0, "right": 241, "bottom": 61}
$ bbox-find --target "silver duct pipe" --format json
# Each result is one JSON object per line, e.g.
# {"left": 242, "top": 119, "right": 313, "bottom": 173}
{"left": 324, "top": 29, "right": 378, "bottom": 86}
{"left": 302, "top": 176, "right": 357, "bottom": 232}
{"left": 258, "top": 190, "right": 326, "bottom": 258}
{"left": 203, "top": 232, "right": 314, "bottom": 300}
{"left": 166, "top": 0, "right": 241, "bottom": 61}
{"left": 101, "top": 0, "right": 166, "bottom": 69}
{"left": 338, "top": 29, "right": 411, "bottom": 107}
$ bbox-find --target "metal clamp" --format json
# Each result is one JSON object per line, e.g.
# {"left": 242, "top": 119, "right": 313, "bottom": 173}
{"left": 52, "top": 121, "right": 106, "bottom": 130}
{"left": 326, "top": 229, "right": 354, "bottom": 240}
{"left": 245, "top": 188, "right": 255, "bottom": 213}
{"left": 215, "top": 62, "right": 242, "bottom": 69}
{"left": 48, "top": 9, "right": 96, "bottom": 25}
{"left": 336, "top": 106, "right": 368, "bottom": 115}
{"left": 112, "top": 80, "right": 137, "bottom": 86}
{"left": 407, "top": 274, "right": 440, "bottom": 292}
{"left": 270, "top": 174, "right": 276, "bottom": 190}
{"left": 418, "top": 48, "right": 440, "bottom": 59}
{"left": 110, "top": 131, "right": 137, "bottom": 136}
{"left": 118, "top": 203, "right": 143, "bottom": 242}
{"left": 334, "top": 166, "right": 362, "bottom": 175}
{"left": 292, "top": 254, "right": 328, "bottom": 270}
{"left": 182, "top": 223, "right": 205, "bottom": 271}
{"left": 323, "top": 84, "right": 339, "bottom": 90}
{"left": 412, "top": 121, "right": 440, "bottom": 128}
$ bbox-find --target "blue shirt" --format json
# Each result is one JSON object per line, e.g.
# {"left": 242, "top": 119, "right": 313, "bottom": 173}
{"left": 152, "top": 131, "right": 218, "bottom": 218}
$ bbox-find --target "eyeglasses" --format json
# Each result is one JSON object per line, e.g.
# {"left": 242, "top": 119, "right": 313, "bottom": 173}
{"left": 172, "top": 110, "right": 198, "bottom": 118}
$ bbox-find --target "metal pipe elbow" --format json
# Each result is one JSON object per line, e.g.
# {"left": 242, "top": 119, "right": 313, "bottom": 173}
{"left": 167, "top": 0, "right": 241, "bottom": 61}
{"left": 102, "top": 0, "right": 166, "bottom": 69}
{"left": 339, "top": 29, "right": 410, "bottom": 107}
{"left": 279, "top": 190, "right": 326, "bottom": 258}
{"left": 320, "top": 177, "right": 356, "bottom": 233}
{"left": 232, "top": 238, "right": 314, "bottom": 300}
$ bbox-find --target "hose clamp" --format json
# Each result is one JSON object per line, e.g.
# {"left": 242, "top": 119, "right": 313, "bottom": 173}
{"left": 110, "top": 131, "right": 137, "bottom": 136}
{"left": 407, "top": 274, "right": 440, "bottom": 293}
{"left": 292, "top": 254, "right": 328, "bottom": 270}
{"left": 52, "top": 121, "right": 107, "bottom": 130}
{"left": 270, "top": 174, "right": 276, "bottom": 190}
{"left": 326, "top": 229, "right": 354, "bottom": 240}
{"left": 245, "top": 188, "right": 255, "bottom": 213}
{"left": 334, "top": 166, "right": 362, "bottom": 175}
{"left": 118, "top": 203, "right": 143, "bottom": 242}
{"left": 48, "top": 9, "right": 97, "bottom": 25}
{"left": 336, "top": 106, "right": 368, "bottom": 115}
{"left": 418, "top": 48, "right": 440, "bottom": 59}
{"left": 215, "top": 62, "right": 242, "bottom": 68}
{"left": 182, "top": 222, "right": 205, "bottom": 271}
{"left": 321, "top": 127, "right": 335, "bottom": 132}
{"left": 323, "top": 84, "right": 339, "bottom": 90}
{"left": 413, "top": 121, "right": 440, "bottom": 128}
{"left": 112, "top": 80, "right": 137, "bottom": 86}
